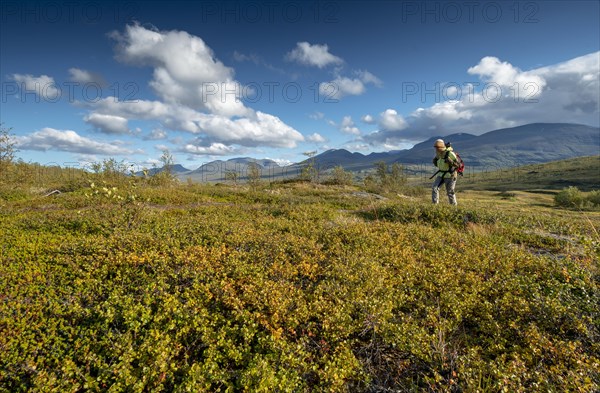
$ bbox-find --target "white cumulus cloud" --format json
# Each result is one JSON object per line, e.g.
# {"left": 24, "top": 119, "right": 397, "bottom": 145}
{"left": 320, "top": 77, "right": 364, "bottom": 99}
{"left": 307, "top": 133, "right": 327, "bottom": 143}
{"left": 379, "top": 109, "right": 408, "bottom": 131}
{"left": 86, "top": 97, "right": 172, "bottom": 119}
{"left": 73, "top": 24, "right": 306, "bottom": 155}
{"left": 285, "top": 42, "right": 344, "bottom": 68}
{"left": 364, "top": 52, "right": 600, "bottom": 146}
{"left": 16, "top": 128, "right": 137, "bottom": 155}
{"left": 320, "top": 70, "right": 382, "bottom": 100}
{"left": 356, "top": 70, "right": 383, "bottom": 87}
{"left": 68, "top": 68, "right": 106, "bottom": 86}
{"left": 11, "top": 74, "right": 60, "bottom": 100}
{"left": 144, "top": 128, "right": 168, "bottom": 140}
{"left": 361, "top": 114, "right": 375, "bottom": 124}
{"left": 180, "top": 142, "right": 237, "bottom": 156}
{"left": 86, "top": 96, "right": 304, "bottom": 149}
{"left": 309, "top": 111, "right": 325, "bottom": 120}
{"left": 110, "top": 23, "right": 249, "bottom": 117}
{"left": 84, "top": 113, "right": 131, "bottom": 135}
{"left": 468, "top": 56, "right": 546, "bottom": 99}
{"left": 339, "top": 116, "right": 361, "bottom": 135}
{"left": 147, "top": 108, "right": 305, "bottom": 149}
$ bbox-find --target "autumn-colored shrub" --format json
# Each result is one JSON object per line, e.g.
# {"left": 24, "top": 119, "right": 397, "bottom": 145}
{"left": 0, "top": 181, "right": 598, "bottom": 392}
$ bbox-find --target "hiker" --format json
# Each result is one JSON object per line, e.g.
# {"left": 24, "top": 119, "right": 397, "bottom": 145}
{"left": 431, "top": 139, "right": 458, "bottom": 205}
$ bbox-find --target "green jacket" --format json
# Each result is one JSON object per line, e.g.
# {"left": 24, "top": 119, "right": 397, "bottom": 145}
{"left": 434, "top": 147, "right": 458, "bottom": 178}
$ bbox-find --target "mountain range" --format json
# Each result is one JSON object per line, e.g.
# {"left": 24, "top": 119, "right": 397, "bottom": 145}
{"left": 301, "top": 123, "right": 599, "bottom": 171}
{"left": 141, "top": 164, "right": 192, "bottom": 176}
{"left": 151, "top": 123, "right": 598, "bottom": 181}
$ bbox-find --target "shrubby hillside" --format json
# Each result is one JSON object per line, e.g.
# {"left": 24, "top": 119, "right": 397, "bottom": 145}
{"left": 0, "top": 159, "right": 598, "bottom": 392}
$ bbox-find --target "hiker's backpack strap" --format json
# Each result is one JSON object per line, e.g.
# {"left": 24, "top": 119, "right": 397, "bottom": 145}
{"left": 429, "top": 170, "right": 440, "bottom": 179}
{"left": 444, "top": 150, "right": 453, "bottom": 163}
{"left": 430, "top": 170, "right": 450, "bottom": 180}
{"left": 444, "top": 150, "right": 457, "bottom": 173}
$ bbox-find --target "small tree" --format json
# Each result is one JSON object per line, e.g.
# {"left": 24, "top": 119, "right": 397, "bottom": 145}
{"left": 247, "top": 163, "right": 262, "bottom": 188}
{"left": 389, "top": 163, "right": 407, "bottom": 189}
{"left": 301, "top": 150, "right": 318, "bottom": 182}
{"left": 102, "top": 158, "right": 130, "bottom": 177}
{"left": 225, "top": 170, "right": 239, "bottom": 185}
{"left": 90, "top": 161, "right": 103, "bottom": 174}
{"left": 0, "top": 124, "right": 17, "bottom": 172}
{"left": 328, "top": 165, "right": 353, "bottom": 186}
{"left": 148, "top": 150, "right": 177, "bottom": 186}
{"left": 370, "top": 161, "right": 407, "bottom": 193}
{"left": 160, "top": 149, "right": 174, "bottom": 179}
{"left": 363, "top": 174, "right": 377, "bottom": 192}
{"left": 375, "top": 161, "right": 388, "bottom": 185}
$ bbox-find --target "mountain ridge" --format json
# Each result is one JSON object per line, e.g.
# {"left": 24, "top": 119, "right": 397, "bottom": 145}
{"left": 159, "top": 123, "right": 599, "bottom": 181}
{"left": 304, "top": 123, "right": 599, "bottom": 170}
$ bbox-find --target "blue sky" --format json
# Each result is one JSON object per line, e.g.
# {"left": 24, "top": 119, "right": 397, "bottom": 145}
{"left": 1, "top": 0, "right": 599, "bottom": 169}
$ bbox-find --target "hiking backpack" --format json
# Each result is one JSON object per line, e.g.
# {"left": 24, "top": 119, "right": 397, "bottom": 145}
{"left": 445, "top": 142, "right": 465, "bottom": 176}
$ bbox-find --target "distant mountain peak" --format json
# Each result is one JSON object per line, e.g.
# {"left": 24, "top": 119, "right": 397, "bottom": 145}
{"left": 134, "top": 163, "right": 190, "bottom": 177}
{"left": 299, "top": 122, "right": 599, "bottom": 171}
{"left": 175, "top": 123, "right": 598, "bottom": 181}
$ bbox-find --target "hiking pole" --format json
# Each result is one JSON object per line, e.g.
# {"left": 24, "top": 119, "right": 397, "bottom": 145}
{"left": 429, "top": 170, "right": 440, "bottom": 179}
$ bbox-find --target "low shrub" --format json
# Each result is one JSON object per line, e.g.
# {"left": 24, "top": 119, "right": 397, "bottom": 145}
{"left": 363, "top": 201, "right": 501, "bottom": 228}
{"left": 555, "top": 186, "right": 600, "bottom": 208}
{"left": 555, "top": 186, "right": 585, "bottom": 207}
{"left": 0, "top": 175, "right": 598, "bottom": 392}
{"left": 587, "top": 190, "right": 600, "bottom": 207}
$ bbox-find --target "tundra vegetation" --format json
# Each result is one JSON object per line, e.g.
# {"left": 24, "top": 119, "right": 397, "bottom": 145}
{"left": 0, "top": 151, "right": 598, "bottom": 392}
